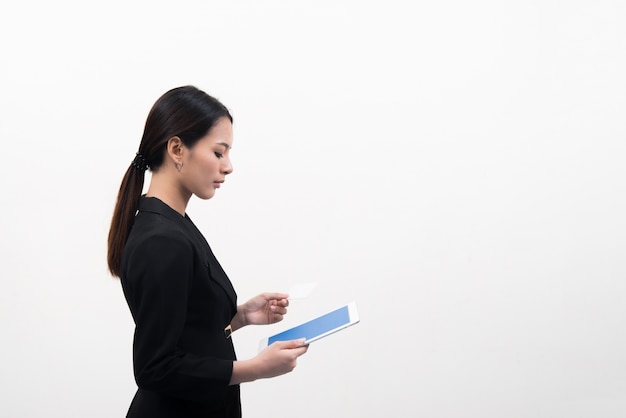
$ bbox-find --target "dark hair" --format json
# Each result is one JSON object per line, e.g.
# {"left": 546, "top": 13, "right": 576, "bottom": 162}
{"left": 107, "top": 85, "right": 233, "bottom": 277}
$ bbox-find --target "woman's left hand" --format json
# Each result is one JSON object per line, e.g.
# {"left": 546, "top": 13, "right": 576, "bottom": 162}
{"left": 240, "top": 292, "right": 289, "bottom": 327}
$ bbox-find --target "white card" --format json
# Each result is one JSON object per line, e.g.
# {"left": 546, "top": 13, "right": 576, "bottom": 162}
{"left": 288, "top": 282, "right": 318, "bottom": 299}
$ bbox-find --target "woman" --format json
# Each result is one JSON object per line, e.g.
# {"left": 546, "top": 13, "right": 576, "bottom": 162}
{"left": 107, "top": 85, "right": 308, "bottom": 417}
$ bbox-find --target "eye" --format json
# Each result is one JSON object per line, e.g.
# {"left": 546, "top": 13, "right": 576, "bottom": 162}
{"left": 214, "top": 152, "right": 223, "bottom": 159}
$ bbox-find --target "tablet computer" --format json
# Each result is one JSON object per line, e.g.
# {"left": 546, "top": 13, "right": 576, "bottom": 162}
{"left": 258, "top": 302, "right": 359, "bottom": 351}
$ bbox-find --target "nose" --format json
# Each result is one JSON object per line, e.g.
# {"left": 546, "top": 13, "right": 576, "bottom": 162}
{"left": 222, "top": 157, "right": 233, "bottom": 175}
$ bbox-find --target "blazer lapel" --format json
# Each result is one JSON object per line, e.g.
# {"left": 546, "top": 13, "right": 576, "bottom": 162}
{"left": 185, "top": 214, "right": 238, "bottom": 310}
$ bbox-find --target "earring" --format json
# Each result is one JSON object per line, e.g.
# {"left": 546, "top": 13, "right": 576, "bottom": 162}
{"left": 175, "top": 162, "right": 183, "bottom": 172}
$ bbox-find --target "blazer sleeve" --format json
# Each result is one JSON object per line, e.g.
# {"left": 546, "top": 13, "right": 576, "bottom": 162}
{"left": 123, "top": 231, "right": 233, "bottom": 403}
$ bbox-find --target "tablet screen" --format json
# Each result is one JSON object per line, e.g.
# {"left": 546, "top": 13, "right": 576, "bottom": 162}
{"left": 268, "top": 305, "right": 351, "bottom": 344}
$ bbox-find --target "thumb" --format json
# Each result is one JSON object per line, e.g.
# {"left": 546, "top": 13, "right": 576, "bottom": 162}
{"left": 280, "top": 338, "right": 306, "bottom": 349}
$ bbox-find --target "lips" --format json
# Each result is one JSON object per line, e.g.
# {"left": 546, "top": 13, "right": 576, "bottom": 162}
{"left": 214, "top": 181, "right": 224, "bottom": 188}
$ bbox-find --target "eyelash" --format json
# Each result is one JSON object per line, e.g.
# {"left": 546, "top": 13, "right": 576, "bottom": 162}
{"left": 214, "top": 152, "right": 223, "bottom": 159}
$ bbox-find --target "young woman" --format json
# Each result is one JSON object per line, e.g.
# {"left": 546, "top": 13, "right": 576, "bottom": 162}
{"left": 107, "top": 85, "right": 308, "bottom": 417}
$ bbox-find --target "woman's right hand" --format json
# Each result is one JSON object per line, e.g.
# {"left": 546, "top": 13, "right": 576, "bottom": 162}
{"left": 230, "top": 339, "right": 309, "bottom": 385}
{"left": 255, "top": 339, "right": 309, "bottom": 379}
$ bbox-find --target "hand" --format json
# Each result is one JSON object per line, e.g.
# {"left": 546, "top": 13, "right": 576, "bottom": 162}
{"left": 255, "top": 339, "right": 309, "bottom": 379}
{"left": 230, "top": 338, "right": 309, "bottom": 384}
{"left": 240, "top": 292, "right": 289, "bottom": 326}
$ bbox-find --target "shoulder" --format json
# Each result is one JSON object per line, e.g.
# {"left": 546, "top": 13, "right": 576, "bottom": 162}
{"left": 124, "top": 212, "right": 195, "bottom": 263}
{"left": 120, "top": 215, "right": 198, "bottom": 291}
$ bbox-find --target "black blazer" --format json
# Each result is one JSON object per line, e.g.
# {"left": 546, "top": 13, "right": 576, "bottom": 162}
{"left": 120, "top": 196, "right": 241, "bottom": 417}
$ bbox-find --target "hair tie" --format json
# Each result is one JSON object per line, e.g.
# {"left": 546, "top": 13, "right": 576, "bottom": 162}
{"left": 131, "top": 152, "right": 149, "bottom": 172}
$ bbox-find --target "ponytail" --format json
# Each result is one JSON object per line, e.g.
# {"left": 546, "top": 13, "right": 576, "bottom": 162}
{"left": 107, "top": 160, "right": 146, "bottom": 277}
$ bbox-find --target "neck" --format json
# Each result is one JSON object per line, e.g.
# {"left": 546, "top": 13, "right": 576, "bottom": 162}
{"left": 145, "top": 170, "right": 191, "bottom": 216}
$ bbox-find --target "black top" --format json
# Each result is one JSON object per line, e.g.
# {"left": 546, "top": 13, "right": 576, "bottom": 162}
{"left": 120, "top": 196, "right": 241, "bottom": 417}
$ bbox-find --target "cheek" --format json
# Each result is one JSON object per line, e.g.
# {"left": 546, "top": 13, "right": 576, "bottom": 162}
{"left": 198, "top": 155, "right": 219, "bottom": 176}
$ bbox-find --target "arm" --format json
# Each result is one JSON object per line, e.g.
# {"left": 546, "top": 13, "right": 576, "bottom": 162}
{"left": 123, "top": 233, "right": 232, "bottom": 402}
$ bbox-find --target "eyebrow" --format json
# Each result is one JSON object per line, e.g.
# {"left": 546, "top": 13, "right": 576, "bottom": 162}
{"left": 217, "top": 142, "right": 231, "bottom": 150}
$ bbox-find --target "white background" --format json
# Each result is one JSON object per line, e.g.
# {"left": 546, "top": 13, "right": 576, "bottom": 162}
{"left": 1, "top": 1, "right": 625, "bottom": 417}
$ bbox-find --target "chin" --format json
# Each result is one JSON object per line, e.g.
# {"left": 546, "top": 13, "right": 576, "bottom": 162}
{"left": 195, "top": 190, "right": 216, "bottom": 200}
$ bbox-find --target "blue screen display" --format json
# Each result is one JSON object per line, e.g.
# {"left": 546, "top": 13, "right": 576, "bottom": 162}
{"left": 268, "top": 305, "right": 350, "bottom": 344}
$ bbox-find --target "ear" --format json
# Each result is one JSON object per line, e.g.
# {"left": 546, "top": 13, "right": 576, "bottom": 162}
{"left": 166, "top": 136, "right": 185, "bottom": 165}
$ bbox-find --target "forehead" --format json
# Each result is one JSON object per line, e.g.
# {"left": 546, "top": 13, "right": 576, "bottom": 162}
{"left": 202, "top": 117, "right": 233, "bottom": 148}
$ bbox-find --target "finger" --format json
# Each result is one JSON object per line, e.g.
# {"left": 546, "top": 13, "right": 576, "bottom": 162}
{"left": 262, "top": 292, "right": 289, "bottom": 302}
{"left": 269, "top": 305, "right": 287, "bottom": 315}
{"left": 289, "top": 343, "right": 309, "bottom": 357}
{"left": 293, "top": 345, "right": 309, "bottom": 356}
{"left": 291, "top": 338, "right": 307, "bottom": 347}
{"left": 266, "top": 309, "right": 284, "bottom": 321}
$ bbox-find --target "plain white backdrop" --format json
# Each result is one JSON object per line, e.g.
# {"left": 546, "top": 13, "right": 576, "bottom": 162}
{"left": 1, "top": 1, "right": 625, "bottom": 417}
